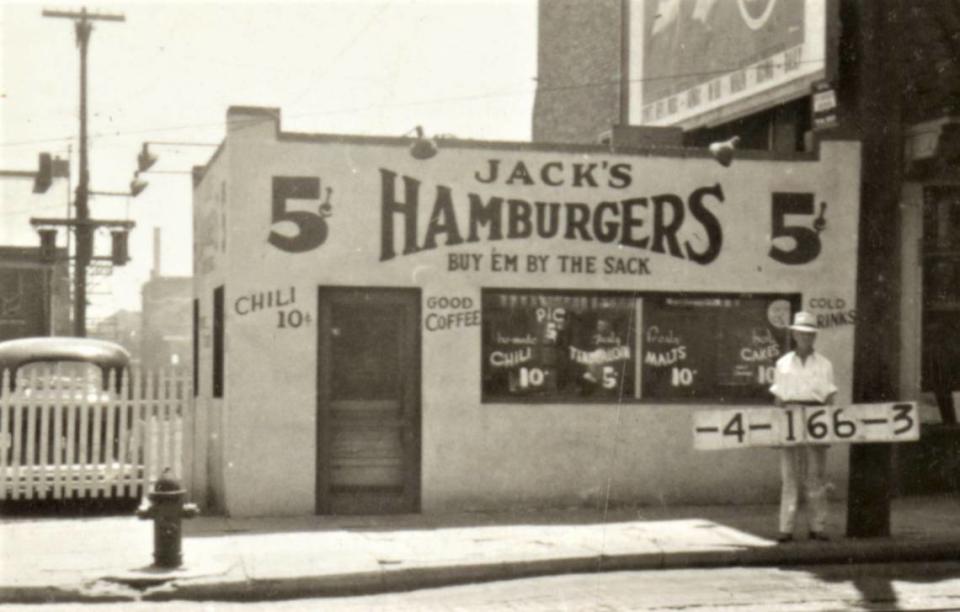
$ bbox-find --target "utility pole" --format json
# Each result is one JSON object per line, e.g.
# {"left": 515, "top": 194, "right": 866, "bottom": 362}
{"left": 839, "top": 0, "right": 904, "bottom": 538}
{"left": 42, "top": 7, "right": 124, "bottom": 337}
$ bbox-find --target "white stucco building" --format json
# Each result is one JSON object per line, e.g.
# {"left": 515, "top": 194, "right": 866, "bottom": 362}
{"left": 190, "top": 106, "right": 861, "bottom": 517}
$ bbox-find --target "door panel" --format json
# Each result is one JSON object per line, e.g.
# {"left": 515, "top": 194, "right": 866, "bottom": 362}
{"left": 317, "top": 288, "right": 420, "bottom": 514}
{"left": 330, "top": 305, "right": 402, "bottom": 400}
{"left": 330, "top": 404, "right": 405, "bottom": 488}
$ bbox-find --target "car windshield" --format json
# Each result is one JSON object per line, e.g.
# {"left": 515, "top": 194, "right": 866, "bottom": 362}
{"left": 15, "top": 362, "right": 109, "bottom": 398}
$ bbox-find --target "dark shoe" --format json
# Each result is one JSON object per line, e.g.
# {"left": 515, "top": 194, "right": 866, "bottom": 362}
{"left": 776, "top": 533, "right": 794, "bottom": 543}
{"left": 809, "top": 531, "right": 830, "bottom": 542}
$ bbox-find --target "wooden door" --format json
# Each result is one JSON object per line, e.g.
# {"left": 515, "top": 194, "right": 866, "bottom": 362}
{"left": 317, "top": 287, "right": 420, "bottom": 514}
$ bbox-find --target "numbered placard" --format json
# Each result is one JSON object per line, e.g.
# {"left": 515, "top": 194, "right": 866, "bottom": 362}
{"left": 693, "top": 402, "right": 920, "bottom": 450}
{"left": 693, "top": 408, "right": 783, "bottom": 450}
{"left": 840, "top": 403, "right": 920, "bottom": 442}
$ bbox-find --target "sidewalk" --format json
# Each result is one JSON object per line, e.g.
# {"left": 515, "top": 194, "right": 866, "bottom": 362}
{"left": 3, "top": 495, "right": 959, "bottom": 603}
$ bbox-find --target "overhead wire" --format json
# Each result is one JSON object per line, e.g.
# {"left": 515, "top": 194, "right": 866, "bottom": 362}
{"left": 0, "top": 56, "right": 826, "bottom": 149}
{"left": 286, "top": 1, "right": 393, "bottom": 108}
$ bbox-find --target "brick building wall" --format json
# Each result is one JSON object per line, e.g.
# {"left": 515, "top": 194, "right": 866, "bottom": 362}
{"left": 0, "top": 246, "right": 70, "bottom": 341}
{"left": 532, "top": 0, "right": 622, "bottom": 144}
{"left": 902, "top": 3, "right": 960, "bottom": 125}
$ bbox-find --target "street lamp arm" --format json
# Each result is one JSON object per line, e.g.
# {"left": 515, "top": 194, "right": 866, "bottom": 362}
{"left": 42, "top": 9, "right": 125, "bottom": 22}
{"left": 0, "top": 170, "right": 37, "bottom": 179}
{"left": 89, "top": 189, "right": 137, "bottom": 197}
{"left": 137, "top": 141, "right": 218, "bottom": 172}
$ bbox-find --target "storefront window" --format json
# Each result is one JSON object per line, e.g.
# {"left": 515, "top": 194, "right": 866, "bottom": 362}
{"left": 481, "top": 292, "right": 635, "bottom": 400}
{"left": 481, "top": 289, "right": 799, "bottom": 404}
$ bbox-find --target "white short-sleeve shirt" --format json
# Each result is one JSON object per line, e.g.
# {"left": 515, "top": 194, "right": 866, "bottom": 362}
{"left": 769, "top": 350, "right": 838, "bottom": 404}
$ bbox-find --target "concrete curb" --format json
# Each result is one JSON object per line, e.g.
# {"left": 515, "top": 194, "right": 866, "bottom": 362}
{"left": 3, "top": 537, "right": 958, "bottom": 604}
{"left": 0, "top": 584, "right": 136, "bottom": 605}
{"left": 735, "top": 538, "right": 960, "bottom": 567}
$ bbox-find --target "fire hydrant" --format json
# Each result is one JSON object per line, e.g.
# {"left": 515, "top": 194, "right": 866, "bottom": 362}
{"left": 136, "top": 469, "right": 199, "bottom": 568}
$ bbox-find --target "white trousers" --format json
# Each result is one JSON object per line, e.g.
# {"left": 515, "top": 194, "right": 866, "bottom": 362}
{"left": 779, "top": 445, "right": 829, "bottom": 534}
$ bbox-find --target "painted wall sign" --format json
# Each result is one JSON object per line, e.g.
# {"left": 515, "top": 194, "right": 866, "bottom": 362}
{"left": 233, "top": 286, "right": 311, "bottom": 329}
{"left": 378, "top": 167, "right": 829, "bottom": 269}
{"left": 234, "top": 286, "right": 296, "bottom": 315}
{"left": 268, "top": 176, "right": 333, "bottom": 253}
{"left": 379, "top": 170, "right": 726, "bottom": 265}
{"left": 768, "top": 193, "right": 827, "bottom": 265}
{"left": 241, "top": 132, "right": 855, "bottom": 285}
{"left": 807, "top": 295, "right": 857, "bottom": 328}
{"left": 424, "top": 295, "right": 480, "bottom": 332}
{"left": 473, "top": 159, "right": 635, "bottom": 188}
{"left": 447, "top": 249, "right": 652, "bottom": 276}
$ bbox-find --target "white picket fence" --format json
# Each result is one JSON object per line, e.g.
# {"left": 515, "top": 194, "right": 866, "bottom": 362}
{"left": 0, "top": 366, "right": 193, "bottom": 501}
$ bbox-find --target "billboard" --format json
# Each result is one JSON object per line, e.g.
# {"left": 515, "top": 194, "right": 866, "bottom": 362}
{"left": 629, "top": 0, "right": 829, "bottom": 128}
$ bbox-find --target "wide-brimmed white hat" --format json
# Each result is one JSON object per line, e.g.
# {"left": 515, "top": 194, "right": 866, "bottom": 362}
{"left": 789, "top": 311, "right": 818, "bottom": 333}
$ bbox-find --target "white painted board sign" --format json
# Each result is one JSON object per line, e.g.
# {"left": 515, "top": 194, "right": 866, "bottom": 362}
{"left": 693, "top": 402, "right": 920, "bottom": 450}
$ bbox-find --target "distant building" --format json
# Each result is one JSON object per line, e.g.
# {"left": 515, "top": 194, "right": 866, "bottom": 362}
{"left": 141, "top": 275, "right": 192, "bottom": 371}
{"left": 0, "top": 246, "right": 70, "bottom": 341}
{"left": 90, "top": 309, "right": 141, "bottom": 364}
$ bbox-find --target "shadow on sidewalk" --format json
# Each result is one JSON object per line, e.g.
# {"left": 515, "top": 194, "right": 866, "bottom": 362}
{"left": 0, "top": 496, "right": 139, "bottom": 518}
{"left": 181, "top": 502, "right": 787, "bottom": 541}
{"left": 176, "top": 494, "right": 960, "bottom": 548}
{"left": 766, "top": 493, "right": 960, "bottom": 610}
{"left": 804, "top": 560, "right": 960, "bottom": 610}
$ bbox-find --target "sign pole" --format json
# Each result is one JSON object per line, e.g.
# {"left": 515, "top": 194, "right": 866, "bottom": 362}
{"left": 840, "top": 0, "right": 904, "bottom": 539}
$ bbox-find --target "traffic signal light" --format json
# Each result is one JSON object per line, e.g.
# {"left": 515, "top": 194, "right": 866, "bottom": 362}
{"left": 51, "top": 157, "right": 70, "bottom": 178}
{"left": 111, "top": 230, "right": 129, "bottom": 265}
{"left": 33, "top": 153, "right": 52, "bottom": 193}
{"left": 38, "top": 229, "right": 57, "bottom": 262}
{"left": 137, "top": 143, "right": 157, "bottom": 172}
{"left": 75, "top": 227, "right": 92, "bottom": 265}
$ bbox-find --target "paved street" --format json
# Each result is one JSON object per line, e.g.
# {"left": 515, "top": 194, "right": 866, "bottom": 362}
{"left": 14, "top": 563, "right": 960, "bottom": 611}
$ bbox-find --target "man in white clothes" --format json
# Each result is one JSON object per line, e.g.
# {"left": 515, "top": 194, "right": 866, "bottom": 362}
{"left": 769, "top": 311, "right": 837, "bottom": 543}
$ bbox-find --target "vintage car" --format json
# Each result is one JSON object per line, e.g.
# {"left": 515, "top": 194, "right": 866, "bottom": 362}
{"left": 0, "top": 336, "right": 129, "bottom": 391}
{"left": 0, "top": 337, "right": 138, "bottom": 499}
